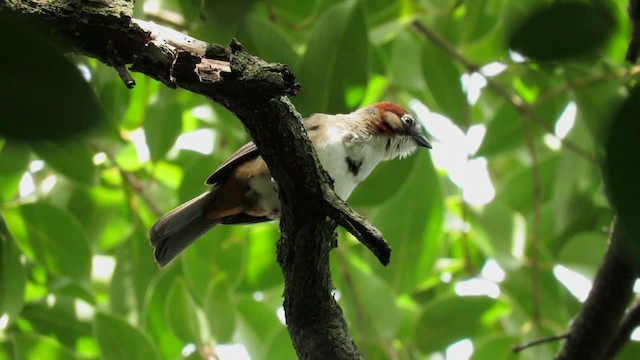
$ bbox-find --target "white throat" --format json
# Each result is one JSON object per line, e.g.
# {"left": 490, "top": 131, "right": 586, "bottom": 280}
{"left": 314, "top": 124, "right": 416, "bottom": 200}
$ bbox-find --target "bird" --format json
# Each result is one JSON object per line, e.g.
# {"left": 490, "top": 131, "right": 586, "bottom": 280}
{"left": 149, "top": 102, "right": 431, "bottom": 266}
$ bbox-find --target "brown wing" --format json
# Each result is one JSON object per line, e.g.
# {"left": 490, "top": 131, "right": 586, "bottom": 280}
{"left": 205, "top": 117, "right": 327, "bottom": 185}
{"left": 205, "top": 141, "right": 259, "bottom": 185}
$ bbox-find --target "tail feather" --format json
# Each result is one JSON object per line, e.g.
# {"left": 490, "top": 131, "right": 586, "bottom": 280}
{"left": 150, "top": 191, "right": 218, "bottom": 267}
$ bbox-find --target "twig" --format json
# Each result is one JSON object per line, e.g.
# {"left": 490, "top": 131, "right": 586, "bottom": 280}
{"left": 519, "top": 107, "right": 543, "bottom": 326}
{"left": 513, "top": 333, "right": 569, "bottom": 353}
{"left": 535, "top": 66, "right": 640, "bottom": 105}
{"left": 114, "top": 64, "right": 136, "bottom": 89}
{"left": 412, "top": 21, "right": 479, "bottom": 73}
{"left": 411, "top": 20, "right": 598, "bottom": 165}
{"left": 413, "top": 19, "right": 545, "bottom": 323}
{"left": 605, "top": 297, "right": 640, "bottom": 359}
{"left": 88, "top": 142, "right": 163, "bottom": 217}
{"left": 322, "top": 187, "right": 391, "bottom": 266}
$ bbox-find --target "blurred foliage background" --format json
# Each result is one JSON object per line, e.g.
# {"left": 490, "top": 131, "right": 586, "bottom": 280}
{"left": 1, "top": 0, "right": 640, "bottom": 359}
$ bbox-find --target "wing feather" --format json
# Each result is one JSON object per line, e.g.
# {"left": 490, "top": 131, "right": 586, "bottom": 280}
{"left": 205, "top": 141, "right": 259, "bottom": 185}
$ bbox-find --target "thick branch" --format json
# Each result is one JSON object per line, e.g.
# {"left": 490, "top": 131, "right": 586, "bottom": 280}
{"left": 555, "top": 221, "right": 637, "bottom": 360}
{"left": 1, "top": 1, "right": 388, "bottom": 358}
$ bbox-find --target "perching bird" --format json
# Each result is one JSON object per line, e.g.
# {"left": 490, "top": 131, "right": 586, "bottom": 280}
{"left": 150, "top": 102, "right": 431, "bottom": 266}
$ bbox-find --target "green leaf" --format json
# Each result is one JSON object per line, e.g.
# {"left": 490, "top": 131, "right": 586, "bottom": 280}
{"left": 0, "top": 13, "right": 103, "bottom": 140}
{"left": 239, "top": 15, "right": 301, "bottom": 73}
{"left": 0, "top": 141, "right": 31, "bottom": 202}
{"left": 110, "top": 229, "right": 158, "bottom": 321}
{"left": 421, "top": 39, "right": 467, "bottom": 125}
{"left": 415, "top": 295, "right": 497, "bottom": 354}
{"left": 494, "top": 154, "right": 559, "bottom": 212}
{"left": 242, "top": 224, "right": 281, "bottom": 291}
{"left": 371, "top": 151, "right": 444, "bottom": 292}
{"left": 181, "top": 225, "right": 245, "bottom": 298}
{"left": 509, "top": 2, "right": 616, "bottom": 61}
{"left": 387, "top": 31, "right": 425, "bottom": 91}
{"left": 236, "top": 295, "right": 282, "bottom": 358}
{"left": 0, "top": 141, "right": 30, "bottom": 174}
{"left": 557, "top": 232, "right": 607, "bottom": 279}
{"left": 142, "top": 267, "right": 184, "bottom": 358}
{"left": 94, "top": 312, "right": 161, "bottom": 360}
{"left": 0, "top": 215, "right": 26, "bottom": 328}
{"left": 340, "top": 259, "right": 400, "bottom": 341}
{"left": 265, "top": 327, "right": 297, "bottom": 360}
{"left": 617, "top": 341, "right": 640, "bottom": 360}
{"left": 20, "top": 295, "right": 93, "bottom": 348}
{"left": 165, "top": 279, "right": 204, "bottom": 343}
{"left": 476, "top": 104, "right": 522, "bottom": 156}
{"left": 204, "top": 276, "right": 236, "bottom": 343}
{"left": 501, "top": 268, "right": 574, "bottom": 328}
{"left": 350, "top": 154, "right": 418, "bottom": 206}
{"left": 604, "top": 86, "right": 640, "bottom": 257}
{"left": 295, "top": 0, "right": 369, "bottom": 114}
{"left": 473, "top": 202, "right": 520, "bottom": 268}
{"left": 12, "top": 333, "right": 78, "bottom": 360}
{"left": 6, "top": 203, "right": 91, "bottom": 281}
{"left": 144, "top": 99, "right": 183, "bottom": 161}
{"left": 470, "top": 335, "right": 519, "bottom": 360}
{"left": 30, "top": 140, "right": 97, "bottom": 185}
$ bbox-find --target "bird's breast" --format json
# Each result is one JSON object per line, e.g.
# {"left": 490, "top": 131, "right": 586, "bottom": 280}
{"left": 315, "top": 138, "right": 385, "bottom": 200}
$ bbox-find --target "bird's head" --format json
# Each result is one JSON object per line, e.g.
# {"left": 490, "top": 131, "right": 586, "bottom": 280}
{"left": 367, "top": 102, "right": 431, "bottom": 159}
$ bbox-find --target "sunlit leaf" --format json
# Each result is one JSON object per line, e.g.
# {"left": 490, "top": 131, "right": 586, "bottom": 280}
{"left": 387, "top": 31, "right": 425, "bottom": 91}
{"left": 21, "top": 295, "right": 93, "bottom": 348}
{"left": 422, "top": 39, "right": 467, "bottom": 125}
{"left": 265, "top": 327, "right": 297, "bottom": 360}
{"left": 204, "top": 276, "right": 236, "bottom": 343}
{"left": 12, "top": 333, "right": 77, "bottom": 360}
{"left": 476, "top": 104, "right": 522, "bottom": 156}
{"left": 142, "top": 266, "right": 184, "bottom": 358}
{"left": 557, "top": 232, "right": 607, "bottom": 279}
{"left": 239, "top": 15, "right": 301, "bottom": 73}
{"left": 350, "top": 153, "right": 418, "bottom": 206}
{"left": 470, "top": 335, "right": 519, "bottom": 360}
{"left": 6, "top": 203, "right": 91, "bottom": 281}
{"left": 0, "top": 215, "right": 26, "bottom": 327}
{"left": 295, "top": 0, "right": 369, "bottom": 114}
{"left": 144, "top": 99, "right": 183, "bottom": 162}
{"left": 414, "top": 295, "right": 497, "bottom": 354}
{"left": 236, "top": 295, "right": 282, "bottom": 358}
{"left": 110, "top": 229, "right": 158, "bottom": 321}
{"left": 31, "top": 140, "right": 97, "bottom": 185}
{"left": 339, "top": 259, "right": 400, "bottom": 341}
{"left": 165, "top": 279, "right": 204, "bottom": 343}
{"left": 94, "top": 312, "right": 161, "bottom": 360}
{"left": 371, "top": 151, "right": 443, "bottom": 292}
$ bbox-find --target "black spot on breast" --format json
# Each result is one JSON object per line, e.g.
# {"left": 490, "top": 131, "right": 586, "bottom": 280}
{"left": 345, "top": 157, "right": 363, "bottom": 176}
{"left": 307, "top": 124, "right": 320, "bottom": 131}
{"left": 386, "top": 138, "right": 391, "bottom": 152}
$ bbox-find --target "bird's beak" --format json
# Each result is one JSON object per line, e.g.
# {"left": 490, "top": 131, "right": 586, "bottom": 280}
{"left": 412, "top": 132, "right": 432, "bottom": 149}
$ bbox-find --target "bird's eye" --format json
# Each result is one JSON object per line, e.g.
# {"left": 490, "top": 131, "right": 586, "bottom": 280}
{"left": 401, "top": 114, "right": 414, "bottom": 127}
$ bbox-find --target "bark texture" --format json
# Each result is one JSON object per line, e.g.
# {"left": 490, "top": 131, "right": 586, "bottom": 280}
{"left": 1, "top": 0, "right": 387, "bottom": 358}
{"left": 555, "top": 222, "right": 637, "bottom": 360}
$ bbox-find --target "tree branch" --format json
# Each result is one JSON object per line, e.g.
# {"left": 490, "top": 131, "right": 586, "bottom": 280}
{"left": 1, "top": 1, "right": 390, "bottom": 358}
{"left": 605, "top": 297, "right": 640, "bottom": 359}
{"left": 555, "top": 221, "right": 637, "bottom": 360}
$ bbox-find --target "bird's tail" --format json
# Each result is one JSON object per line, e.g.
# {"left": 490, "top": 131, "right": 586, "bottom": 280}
{"left": 149, "top": 190, "right": 218, "bottom": 267}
